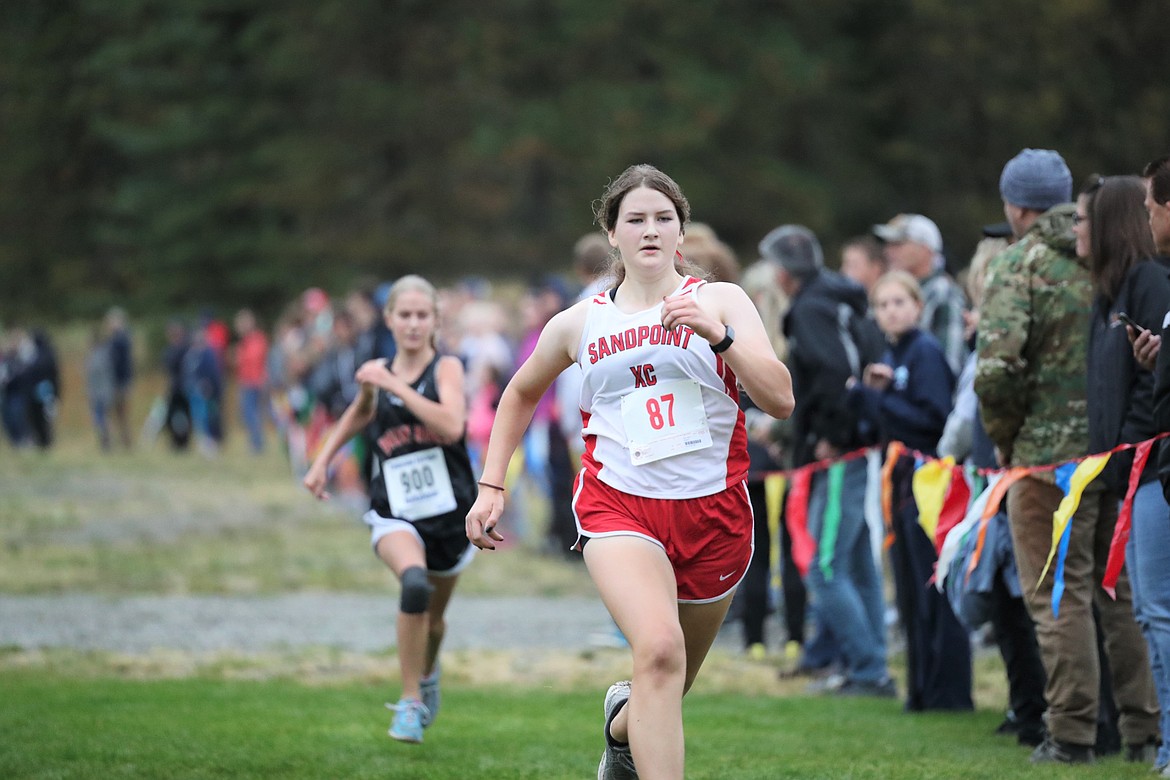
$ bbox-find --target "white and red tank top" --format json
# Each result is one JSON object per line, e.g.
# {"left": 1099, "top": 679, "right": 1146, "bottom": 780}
{"left": 576, "top": 276, "right": 748, "bottom": 499}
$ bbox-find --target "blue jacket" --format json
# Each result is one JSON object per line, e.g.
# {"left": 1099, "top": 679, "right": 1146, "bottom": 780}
{"left": 848, "top": 328, "right": 955, "bottom": 456}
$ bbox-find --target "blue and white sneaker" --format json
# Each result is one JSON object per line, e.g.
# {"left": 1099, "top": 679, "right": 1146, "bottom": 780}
{"left": 420, "top": 664, "right": 441, "bottom": 728}
{"left": 386, "top": 697, "right": 429, "bottom": 744}
{"left": 598, "top": 680, "right": 637, "bottom": 779}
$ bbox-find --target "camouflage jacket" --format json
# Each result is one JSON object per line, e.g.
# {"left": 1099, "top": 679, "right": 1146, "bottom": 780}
{"left": 975, "top": 203, "right": 1091, "bottom": 470}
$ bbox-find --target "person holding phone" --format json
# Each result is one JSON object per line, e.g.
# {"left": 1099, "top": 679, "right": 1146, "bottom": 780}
{"left": 1076, "top": 174, "right": 1168, "bottom": 769}
{"left": 1115, "top": 312, "right": 1141, "bottom": 331}
{"left": 1139, "top": 155, "right": 1170, "bottom": 510}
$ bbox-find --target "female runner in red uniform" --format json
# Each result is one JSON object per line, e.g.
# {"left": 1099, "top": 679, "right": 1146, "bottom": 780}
{"left": 466, "top": 165, "right": 794, "bottom": 779}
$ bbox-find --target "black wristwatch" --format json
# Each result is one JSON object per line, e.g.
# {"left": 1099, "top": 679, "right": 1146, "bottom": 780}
{"left": 710, "top": 325, "right": 735, "bottom": 354}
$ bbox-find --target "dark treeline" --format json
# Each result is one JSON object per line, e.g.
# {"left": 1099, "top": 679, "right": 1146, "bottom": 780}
{"left": 2, "top": 0, "right": 1167, "bottom": 322}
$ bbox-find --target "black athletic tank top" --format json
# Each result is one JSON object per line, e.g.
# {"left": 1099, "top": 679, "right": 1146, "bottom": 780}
{"left": 366, "top": 356, "right": 475, "bottom": 531}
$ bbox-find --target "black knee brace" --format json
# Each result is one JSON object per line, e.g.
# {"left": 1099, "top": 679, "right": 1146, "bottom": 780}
{"left": 400, "top": 566, "right": 433, "bottom": 614}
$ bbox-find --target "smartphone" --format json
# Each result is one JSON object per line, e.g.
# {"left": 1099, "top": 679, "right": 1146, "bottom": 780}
{"left": 1114, "top": 312, "right": 1142, "bottom": 330}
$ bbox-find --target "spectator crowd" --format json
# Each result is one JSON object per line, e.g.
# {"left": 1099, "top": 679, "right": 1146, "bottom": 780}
{"left": 0, "top": 325, "right": 60, "bottom": 449}
{"left": 6, "top": 146, "right": 1170, "bottom": 770}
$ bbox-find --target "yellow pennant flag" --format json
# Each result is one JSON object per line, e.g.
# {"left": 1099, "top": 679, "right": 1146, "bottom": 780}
{"left": 764, "top": 473, "right": 785, "bottom": 531}
{"left": 912, "top": 456, "right": 955, "bottom": 542}
{"left": 505, "top": 448, "right": 526, "bottom": 490}
{"left": 1036, "top": 454, "right": 1111, "bottom": 589}
{"left": 764, "top": 474, "right": 786, "bottom": 592}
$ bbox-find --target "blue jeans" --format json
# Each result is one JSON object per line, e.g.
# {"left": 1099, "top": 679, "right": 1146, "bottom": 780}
{"left": 1126, "top": 479, "right": 1170, "bottom": 766}
{"left": 89, "top": 398, "right": 111, "bottom": 450}
{"left": 800, "top": 602, "right": 843, "bottom": 670}
{"left": 238, "top": 386, "right": 265, "bottom": 453}
{"left": 805, "top": 457, "right": 888, "bottom": 683}
{"left": 1, "top": 391, "right": 29, "bottom": 445}
{"left": 188, "top": 390, "right": 209, "bottom": 438}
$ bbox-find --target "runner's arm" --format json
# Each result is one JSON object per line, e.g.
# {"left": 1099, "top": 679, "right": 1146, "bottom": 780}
{"left": 354, "top": 356, "right": 467, "bottom": 443}
{"left": 663, "top": 282, "right": 794, "bottom": 420}
{"left": 302, "top": 383, "right": 377, "bottom": 499}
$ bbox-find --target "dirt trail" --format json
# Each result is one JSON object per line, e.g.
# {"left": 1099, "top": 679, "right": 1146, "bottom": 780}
{"left": 0, "top": 593, "right": 625, "bottom": 653}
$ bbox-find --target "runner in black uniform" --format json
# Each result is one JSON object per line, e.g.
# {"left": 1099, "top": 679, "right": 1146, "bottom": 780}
{"left": 364, "top": 356, "right": 477, "bottom": 569}
{"left": 305, "top": 274, "right": 475, "bottom": 745}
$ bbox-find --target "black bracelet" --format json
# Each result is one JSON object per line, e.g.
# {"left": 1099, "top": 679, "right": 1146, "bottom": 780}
{"left": 477, "top": 480, "right": 506, "bottom": 492}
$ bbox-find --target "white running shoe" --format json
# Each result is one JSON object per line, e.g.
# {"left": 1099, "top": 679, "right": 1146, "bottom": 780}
{"left": 598, "top": 680, "right": 637, "bottom": 779}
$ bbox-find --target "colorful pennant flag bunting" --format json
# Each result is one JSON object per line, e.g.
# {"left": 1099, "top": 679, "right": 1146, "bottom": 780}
{"left": 767, "top": 434, "right": 1166, "bottom": 618}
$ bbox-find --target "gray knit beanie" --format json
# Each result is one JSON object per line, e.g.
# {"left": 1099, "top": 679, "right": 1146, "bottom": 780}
{"left": 999, "top": 149, "right": 1073, "bottom": 211}
{"left": 758, "top": 225, "right": 824, "bottom": 279}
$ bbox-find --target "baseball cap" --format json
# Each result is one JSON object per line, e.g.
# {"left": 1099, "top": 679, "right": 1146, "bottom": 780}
{"left": 981, "top": 221, "right": 1013, "bottom": 239}
{"left": 872, "top": 213, "right": 943, "bottom": 253}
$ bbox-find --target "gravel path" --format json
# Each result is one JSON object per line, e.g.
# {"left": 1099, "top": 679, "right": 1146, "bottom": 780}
{"left": 0, "top": 594, "right": 758, "bottom": 656}
{"left": 0, "top": 594, "right": 638, "bottom": 654}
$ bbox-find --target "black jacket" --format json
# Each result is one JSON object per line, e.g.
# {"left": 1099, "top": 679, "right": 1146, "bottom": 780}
{"left": 1088, "top": 259, "right": 1170, "bottom": 496}
{"left": 783, "top": 270, "right": 882, "bottom": 466}
{"left": 1145, "top": 259, "right": 1170, "bottom": 502}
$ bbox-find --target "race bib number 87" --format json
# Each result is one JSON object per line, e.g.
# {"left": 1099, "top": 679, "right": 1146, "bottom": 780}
{"left": 383, "top": 447, "right": 457, "bottom": 521}
{"left": 620, "top": 378, "right": 712, "bottom": 466}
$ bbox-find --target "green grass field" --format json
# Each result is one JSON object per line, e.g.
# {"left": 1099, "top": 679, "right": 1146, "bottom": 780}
{"left": 3, "top": 666, "right": 1155, "bottom": 780}
{"left": 0, "top": 364, "right": 1159, "bottom": 778}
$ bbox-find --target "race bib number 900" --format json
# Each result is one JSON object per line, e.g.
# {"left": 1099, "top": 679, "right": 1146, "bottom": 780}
{"left": 383, "top": 447, "right": 457, "bottom": 521}
{"left": 620, "top": 378, "right": 712, "bottom": 466}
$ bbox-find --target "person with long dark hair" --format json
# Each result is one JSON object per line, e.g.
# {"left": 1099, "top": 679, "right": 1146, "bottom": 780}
{"left": 466, "top": 164, "right": 794, "bottom": 779}
{"left": 1077, "top": 174, "right": 1169, "bottom": 769}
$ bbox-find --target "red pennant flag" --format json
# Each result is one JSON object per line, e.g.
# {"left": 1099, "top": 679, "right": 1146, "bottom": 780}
{"left": 1103, "top": 439, "right": 1155, "bottom": 598}
{"left": 933, "top": 465, "right": 971, "bottom": 555}
{"left": 785, "top": 466, "right": 816, "bottom": 577}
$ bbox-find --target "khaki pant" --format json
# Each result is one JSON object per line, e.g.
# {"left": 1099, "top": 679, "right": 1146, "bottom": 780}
{"left": 1007, "top": 476, "right": 1158, "bottom": 746}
